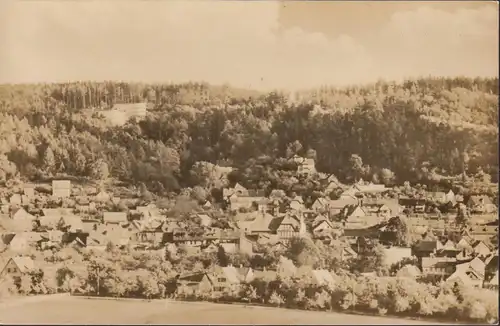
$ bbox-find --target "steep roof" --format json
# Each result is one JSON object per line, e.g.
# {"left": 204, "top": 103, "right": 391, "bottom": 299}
{"left": 468, "top": 195, "right": 494, "bottom": 206}
{"left": 221, "top": 266, "right": 241, "bottom": 284}
{"left": 11, "top": 256, "right": 35, "bottom": 273}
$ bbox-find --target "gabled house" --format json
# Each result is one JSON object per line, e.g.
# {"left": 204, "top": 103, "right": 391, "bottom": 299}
{"left": 237, "top": 211, "right": 276, "bottom": 235}
{"left": 227, "top": 186, "right": 266, "bottom": 212}
{"left": 40, "top": 208, "right": 75, "bottom": 230}
{"left": 412, "top": 240, "right": 444, "bottom": 258}
{"left": 10, "top": 207, "right": 35, "bottom": 222}
{"left": 472, "top": 240, "right": 491, "bottom": 258}
{"left": 277, "top": 256, "right": 297, "bottom": 278}
{"left": 290, "top": 155, "right": 316, "bottom": 175}
{"left": 0, "top": 256, "right": 35, "bottom": 280}
{"left": 311, "top": 215, "right": 334, "bottom": 235}
{"left": 444, "top": 190, "right": 456, "bottom": 205}
{"left": 7, "top": 232, "right": 44, "bottom": 252}
{"left": 311, "top": 198, "right": 331, "bottom": 212}
{"left": 289, "top": 196, "right": 305, "bottom": 212}
{"left": 329, "top": 196, "right": 359, "bottom": 216}
{"left": 196, "top": 213, "right": 212, "bottom": 228}
{"left": 176, "top": 272, "right": 214, "bottom": 296}
{"left": 236, "top": 266, "right": 255, "bottom": 283}
{"left": 52, "top": 180, "right": 71, "bottom": 198}
{"left": 447, "top": 263, "right": 484, "bottom": 288}
{"left": 209, "top": 265, "right": 242, "bottom": 293}
{"left": 58, "top": 214, "right": 84, "bottom": 233}
{"left": 94, "top": 190, "right": 111, "bottom": 203}
{"left": 399, "top": 197, "right": 426, "bottom": 213}
{"left": 484, "top": 270, "right": 499, "bottom": 290}
{"left": 467, "top": 195, "right": 497, "bottom": 214}
{"left": 273, "top": 213, "right": 306, "bottom": 240}
{"left": 341, "top": 205, "right": 369, "bottom": 228}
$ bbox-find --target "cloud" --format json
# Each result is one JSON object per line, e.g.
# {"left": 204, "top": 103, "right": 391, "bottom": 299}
{"left": 0, "top": 1, "right": 497, "bottom": 90}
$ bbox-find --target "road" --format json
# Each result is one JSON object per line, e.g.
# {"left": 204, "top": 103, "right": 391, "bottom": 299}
{"left": 0, "top": 295, "right": 454, "bottom": 324}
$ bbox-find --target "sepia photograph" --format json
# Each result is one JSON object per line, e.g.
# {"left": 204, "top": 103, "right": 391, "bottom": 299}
{"left": 0, "top": 0, "right": 498, "bottom": 324}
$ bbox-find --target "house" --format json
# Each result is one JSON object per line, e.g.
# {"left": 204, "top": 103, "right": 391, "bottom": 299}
{"left": 399, "top": 197, "right": 426, "bottom": 213}
{"left": 277, "top": 256, "right": 297, "bottom": 278}
{"left": 236, "top": 266, "right": 255, "bottom": 283}
{"left": 40, "top": 208, "right": 75, "bottom": 230}
{"left": 202, "top": 200, "right": 212, "bottom": 209}
{"left": 176, "top": 272, "right": 214, "bottom": 296}
{"left": 420, "top": 257, "right": 457, "bottom": 277}
{"left": 312, "top": 215, "right": 334, "bottom": 235}
{"left": 298, "top": 158, "right": 316, "bottom": 175}
{"left": 428, "top": 192, "right": 447, "bottom": 203}
{"left": 94, "top": 190, "right": 111, "bottom": 203}
{"left": 484, "top": 270, "right": 499, "bottom": 290}
{"left": 447, "top": 266, "right": 484, "bottom": 288}
{"left": 209, "top": 265, "right": 242, "bottom": 293}
{"left": 223, "top": 183, "right": 249, "bottom": 199}
{"left": 290, "top": 155, "right": 316, "bottom": 175}
{"left": 112, "top": 102, "right": 148, "bottom": 119}
{"left": 0, "top": 256, "right": 35, "bottom": 280}
{"left": 52, "top": 180, "right": 71, "bottom": 198}
{"left": 412, "top": 240, "right": 444, "bottom": 258}
{"left": 136, "top": 204, "right": 161, "bottom": 220}
{"left": 196, "top": 214, "right": 212, "bottom": 228}
{"left": 444, "top": 190, "right": 456, "bottom": 205}
{"left": 59, "top": 214, "right": 84, "bottom": 233}
{"left": 10, "top": 207, "right": 35, "bottom": 222}
{"left": 396, "top": 265, "right": 422, "bottom": 278}
{"left": 289, "top": 196, "right": 305, "bottom": 212}
{"left": 311, "top": 198, "right": 331, "bottom": 212}
{"left": 85, "top": 232, "right": 108, "bottom": 251}
{"left": 341, "top": 246, "right": 358, "bottom": 261}
{"left": 329, "top": 197, "right": 359, "bottom": 216}
{"left": 103, "top": 212, "right": 128, "bottom": 224}
{"left": 273, "top": 213, "right": 306, "bottom": 240}
{"left": 237, "top": 211, "right": 276, "bottom": 234}
{"left": 341, "top": 205, "right": 369, "bottom": 228}
{"left": 467, "top": 195, "right": 497, "bottom": 214}
{"left": 7, "top": 232, "right": 44, "bottom": 252}
{"left": 456, "top": 236, "right": 475, "bottom": 252}
{"left": 472, "top": 240, "right": 491, "bottom": 258}
{"left": 227, "top": 188, "right": 266, "bottom": 212}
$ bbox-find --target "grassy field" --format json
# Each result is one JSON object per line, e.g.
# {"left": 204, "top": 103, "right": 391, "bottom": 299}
{"left": 0, "top": 295, "right": 455, "bottom": 325}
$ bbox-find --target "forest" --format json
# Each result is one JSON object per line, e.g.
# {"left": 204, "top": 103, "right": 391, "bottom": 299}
{"left": 0, "top": 77, "right": 498, "bottom": 194}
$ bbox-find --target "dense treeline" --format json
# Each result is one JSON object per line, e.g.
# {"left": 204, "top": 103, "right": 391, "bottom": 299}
{"left": 1, "top": 245, "right": 497, "bottom": 324}
{"left": 0, "top": 77, "right": 497, "bottom": 191}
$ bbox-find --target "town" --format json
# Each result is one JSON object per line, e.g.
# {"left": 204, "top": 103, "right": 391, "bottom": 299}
{"left": 1, "top": 143, "right": 498, "bottom": 320}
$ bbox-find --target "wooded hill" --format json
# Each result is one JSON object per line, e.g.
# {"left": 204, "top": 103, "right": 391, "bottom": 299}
{"left": 0, "top": 77, "right": 498, "bottom": 193}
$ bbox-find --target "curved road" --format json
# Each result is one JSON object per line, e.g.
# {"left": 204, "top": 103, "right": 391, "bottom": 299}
{"left": 0, "top": 296, "right": 454, "bottom": 324}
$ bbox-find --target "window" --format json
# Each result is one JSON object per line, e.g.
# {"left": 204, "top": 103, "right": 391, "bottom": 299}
{"left": 217, "top": 277, "right": 226, "bottom": 282}
{"left": 214, "top": 286, "right": 224, "bottom": 292}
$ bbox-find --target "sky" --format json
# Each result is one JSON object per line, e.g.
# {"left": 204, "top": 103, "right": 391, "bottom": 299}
{"left": 0, "top": 1, "right": 498, "bottom": 91}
